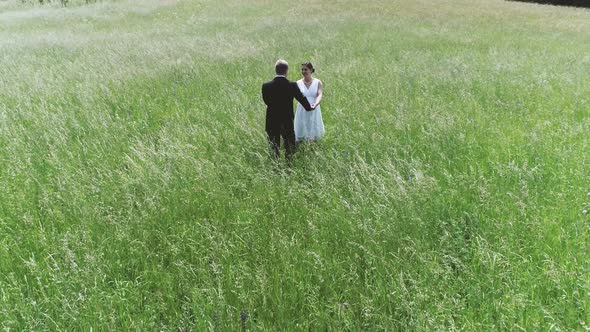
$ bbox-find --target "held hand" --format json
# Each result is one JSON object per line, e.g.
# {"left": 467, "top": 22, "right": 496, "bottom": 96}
{"left": 310, "top": 103, "right": 316, "bottom": 111}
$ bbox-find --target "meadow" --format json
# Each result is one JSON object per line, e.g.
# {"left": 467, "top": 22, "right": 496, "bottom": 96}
{"left": 1, "top": 0, "right": 590, "bottom": 330}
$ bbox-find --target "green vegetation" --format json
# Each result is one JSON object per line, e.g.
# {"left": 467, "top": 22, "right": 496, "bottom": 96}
{"left": 1, "top": 0, "right": 589, "bottom": 330}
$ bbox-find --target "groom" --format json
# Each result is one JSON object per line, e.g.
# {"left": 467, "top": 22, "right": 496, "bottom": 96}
{"left": 262, "top": 60, "right": 314, "bottom": 160}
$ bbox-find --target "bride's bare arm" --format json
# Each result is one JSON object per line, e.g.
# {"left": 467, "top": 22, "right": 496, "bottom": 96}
{"left": 315, "top": 80, "right": 323, "bottom": 106}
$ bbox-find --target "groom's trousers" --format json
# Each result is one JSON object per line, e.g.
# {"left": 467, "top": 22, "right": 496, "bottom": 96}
{"left": 267, "top": 122, "right": 296, "bottom": 160}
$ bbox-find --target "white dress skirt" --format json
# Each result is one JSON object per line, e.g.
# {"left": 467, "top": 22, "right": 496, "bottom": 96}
{"left": 294, "top": 78, "right": 324, "bottom": 142}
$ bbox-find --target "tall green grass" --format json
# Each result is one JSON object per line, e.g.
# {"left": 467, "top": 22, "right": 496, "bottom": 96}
{"left": 1, "top": 0, "right": 590, "bottom": 330}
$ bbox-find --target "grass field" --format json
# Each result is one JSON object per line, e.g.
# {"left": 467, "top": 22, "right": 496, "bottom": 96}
{"left": 1, "top": 0, "right": 590, "bottom": 330}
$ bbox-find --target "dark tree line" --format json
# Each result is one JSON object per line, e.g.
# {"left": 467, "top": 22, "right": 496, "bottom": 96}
{"left": 508, "top": 0, "right": 590, "bottom": 8}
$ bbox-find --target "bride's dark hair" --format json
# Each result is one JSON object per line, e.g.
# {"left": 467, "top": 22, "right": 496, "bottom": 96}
{"left": 302, "top": 62, "right": 315, "bottom": 73}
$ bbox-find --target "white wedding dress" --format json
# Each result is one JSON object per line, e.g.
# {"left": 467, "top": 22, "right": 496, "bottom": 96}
{"left": 294, "top": 78, "right": 324, "bottom": 142}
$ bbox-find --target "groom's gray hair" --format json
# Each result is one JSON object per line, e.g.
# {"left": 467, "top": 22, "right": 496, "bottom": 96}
{"left": 275, "top": 59, "right": 288, "bottom": 75}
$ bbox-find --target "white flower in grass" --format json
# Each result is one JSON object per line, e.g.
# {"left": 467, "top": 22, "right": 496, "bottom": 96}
{"left": 583, "top": 210, "right": 588, "bottom": 215}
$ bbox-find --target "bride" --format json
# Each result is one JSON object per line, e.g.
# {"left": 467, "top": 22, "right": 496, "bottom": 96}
{"left": 294, "top": 62, "right": 324, "bottom": 142}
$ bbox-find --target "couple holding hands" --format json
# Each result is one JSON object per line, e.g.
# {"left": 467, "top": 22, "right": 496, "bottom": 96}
{"left": 262, "top": 60, "right": 324, "bottom": 160}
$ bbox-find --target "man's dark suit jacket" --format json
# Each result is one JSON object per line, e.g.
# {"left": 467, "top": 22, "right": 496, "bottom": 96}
{"left": 261, "top": 76, "right": 312, "bottom": 134}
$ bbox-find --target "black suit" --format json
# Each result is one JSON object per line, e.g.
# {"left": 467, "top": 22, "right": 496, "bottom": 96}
{"left": 261, "top": 76, "right": 312, "bottom": 159}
